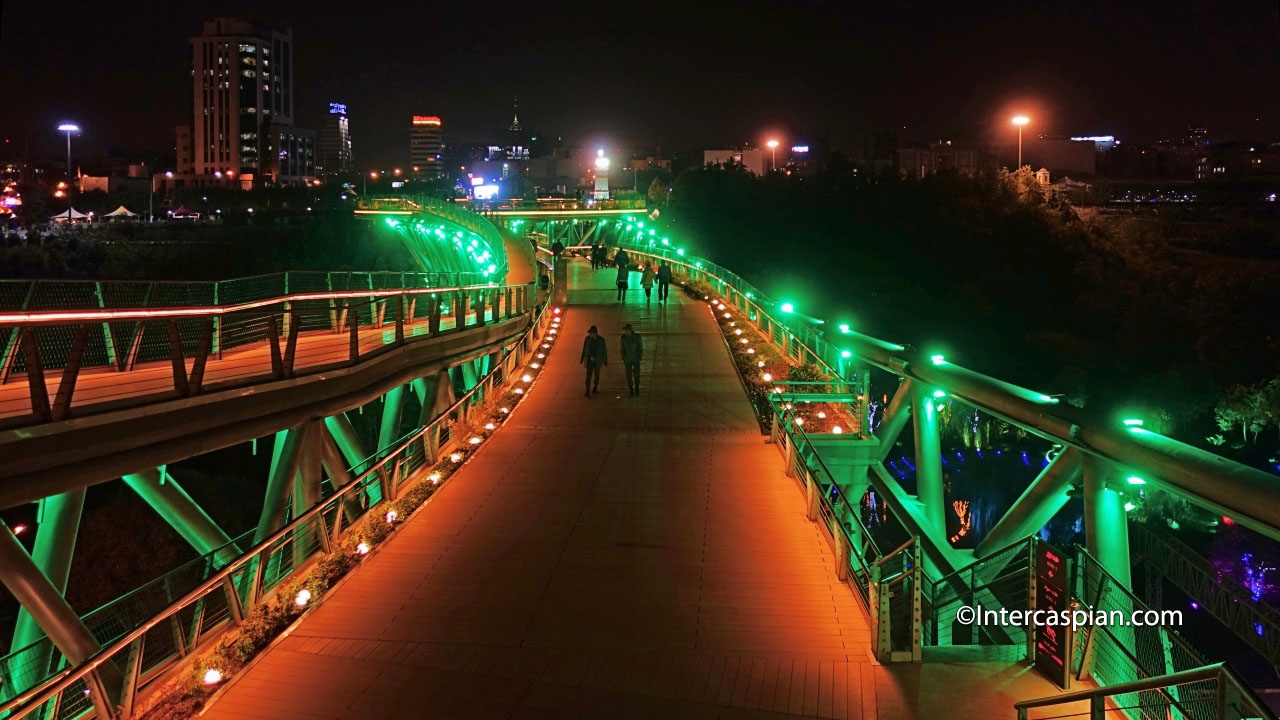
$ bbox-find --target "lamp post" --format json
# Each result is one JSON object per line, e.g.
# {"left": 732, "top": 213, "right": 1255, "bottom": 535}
{"left": 766, "top": 139, "right": 779, "bottom": 172}
{"left": 57, "top": 123, "right": 79, "bottom": 211}
{"left": 1011, "top": 116, "right": 1029, "bottom": 169}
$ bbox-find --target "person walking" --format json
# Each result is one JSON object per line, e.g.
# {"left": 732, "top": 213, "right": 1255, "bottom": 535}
{"left": 657, "top": 260, "right": 673, "bottom": 303}
{"left": 620, "top": 324, "right": 642, "bottom": 396}
{"left": 590, "top": 243, "right": 600, "bottom": 269}
{"left": 615, "top": 263, "right": 630, "bottom": 303}
{"left": 640, "top": 263, "right": 656, "bottom": 303}
{"left": 580, "top": 325, "right": 607, "bottom": 397}
{"left": 614, "top": 247, "right": 630, "bottom": 270}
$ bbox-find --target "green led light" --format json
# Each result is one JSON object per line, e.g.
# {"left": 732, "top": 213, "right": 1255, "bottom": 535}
{"left": 637, "top": 221, "right": 645, "bottom": 228}
{"left": 1124, "top": 502, "right": 1136, "bottom": 512}
{"left": 930, "top": 354, "right": 945, "bottom": 365}
{"left": 780, "top": 302, "right": 795, "bottom": 313}
{"left": 932, "top": 390, "right": 946, "bottom": 398}
{"left": 1123, "top": 418, "right": 1143, "bottom": 427}
{"left": 662, "top": 237, "right": 669, "bottom": 245}
{"left": 838, "top": 323, "right": 850, "bottom": 333}
{"left": 840, "top": 350, "right": 852, "bottom": 358}
{"left": 745, "top": 292, "right": 753, "bottom": 299}
{"left": 677, "top": 248, "right": 685, "bottom": 256}
{"left": 1126, "top": 476, "right": 1146, "bottom": 485}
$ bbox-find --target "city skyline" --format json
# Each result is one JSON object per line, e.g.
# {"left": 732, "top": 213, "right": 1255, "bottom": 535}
{"left": 2, "top": 0, "right": 1279, "bottom": 167}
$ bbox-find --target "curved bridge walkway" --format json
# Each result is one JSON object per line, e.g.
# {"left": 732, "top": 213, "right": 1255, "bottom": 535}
{"left": 202, "top": 261, "right": 1065, "bottom": 720}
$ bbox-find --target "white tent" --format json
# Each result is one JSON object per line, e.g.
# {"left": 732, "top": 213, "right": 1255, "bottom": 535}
{"left": 104, "top": 205, "right": 138, "bottom": 218}
{"left": 51, "top": 207, "right": 90, "bottom": 223}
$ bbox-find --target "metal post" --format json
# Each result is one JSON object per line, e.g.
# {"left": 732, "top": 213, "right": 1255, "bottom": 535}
{"left": 911, "top": 383, "right": 946, "bottom": 538}
{"left": 123, "top": 468, "right": 238, "bottom": 566}
{"left": 294, "top": 421, "right": 326, "bottom": 566}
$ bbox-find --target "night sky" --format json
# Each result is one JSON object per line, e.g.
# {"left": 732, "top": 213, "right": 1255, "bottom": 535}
{"left": 2, "top": 0, "right": 1278, "bottom": 167}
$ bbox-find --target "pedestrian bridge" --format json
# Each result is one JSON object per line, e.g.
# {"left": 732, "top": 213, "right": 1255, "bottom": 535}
{"left": 0, "top": 201, "right": 1276, "bottom": 720}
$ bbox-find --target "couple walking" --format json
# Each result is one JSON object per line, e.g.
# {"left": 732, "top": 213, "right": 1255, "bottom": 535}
{"left": 616, "top": 260, "right": 674, "bottom": 304}
{"left": 580, "top": 324, "right": 643, "bottom": 396}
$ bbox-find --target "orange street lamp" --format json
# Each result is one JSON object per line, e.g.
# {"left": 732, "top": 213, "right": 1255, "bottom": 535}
{"left": 766, "top": 139, "right": 780, "bottom": 172}
{"left": 1012, "top": 116, "right": 1029, "bottom": 168}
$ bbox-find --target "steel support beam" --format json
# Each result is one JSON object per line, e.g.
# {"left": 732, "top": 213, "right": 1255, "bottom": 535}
{"left": 123, "top": 468, "right": 238, "bottom": 567}
{"left": 975, "top": 447, "right": 1082, "bottom": 558}
{"left": 876, "top": 378, "right": 914, "bottom": 462}
{"left": 1083, "top": 454, "right": 1133, "bottom": 589}
{"left": 0, "top": 520, "right": 110, "bottom": 709}
{"left": 293, "top": 421, "right": 326, "bottom": 564}
{"left": 254, "top": 426, "right": 305, "bottom": 544}
{"left": 8, "top": 487, "right": 86, "bottom": 664}
{"left": 911, "top": 382, "right": 946, "bottom": 539}
{"left": 377, "top": 384, "right": 407, "bottom": 454}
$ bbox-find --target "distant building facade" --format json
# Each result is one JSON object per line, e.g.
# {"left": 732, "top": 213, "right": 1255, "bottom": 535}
{"left": 188, "top": 18, "right": 311, "bottom": 186}
{"left": 263, "top": 124, "right": 316, "bottom": 184}
{"left": 410, "top": 115, "right": 444, "bottom": 178}
{"left": 703, "top": 148, "right": 765, "bottom": 176}
{"left": 1024, "top": 137, "right": 1097, "bottom": 176}
{"left": 898, "top": 143, "right": 991, "bottom": 177}
{"left": 317, "top": 103, "right": 353, "bottom": 176}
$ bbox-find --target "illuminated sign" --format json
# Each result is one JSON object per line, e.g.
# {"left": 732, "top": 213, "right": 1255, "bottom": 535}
{"left": 470, "top": 177, "right": 484, "bottom": 186}
{"left": 1034, "top": 541, "right": 1071, "bottom": 689}
{"left": 474, "top": 184, "right": 500, "bottom": 200}
{"left": 791, "top": 145, "right": 810, "bottom": 153}
{"left": 1070, "top": 135, "right": 1115, "bottom": 142}
{"left": 412, "top": 116, "right": 442, "bottom": 126}
{"left": 329, "top": 103, "right": 347, "bottom": 115}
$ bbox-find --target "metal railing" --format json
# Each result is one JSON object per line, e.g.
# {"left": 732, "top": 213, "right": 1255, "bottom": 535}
{"left": 0, "top": 278, "right": 535, "bottom": 428}
{"left": 1015, "top": 662, "right": 1274, "bottom": 720}
{"left": 0, "top": 281, "right": 554, "bottom": 720}
{"left": 922, "top": 536, "right": 1034, "bottom": 653}
{"left": 1132, "top": 521, "right": 1280, "bottom": 668}
{"left": 1072, "top": 547, "right": 1213, "bottom": 717}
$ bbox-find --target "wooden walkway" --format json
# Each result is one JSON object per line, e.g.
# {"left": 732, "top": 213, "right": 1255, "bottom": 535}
{"left": 201, "top": 260, "right": 1072, "bottom": 720}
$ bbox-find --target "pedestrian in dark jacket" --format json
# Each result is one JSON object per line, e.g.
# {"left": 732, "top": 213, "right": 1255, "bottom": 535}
{"left": 580, "top": 325, "right": 608, "bottom": 396}
{"left": 657, "top": 261, "right": 673, "bottom": 302}
{"left": 615, "top": 264, "right": 629, "bottom": 303}
{"left": 614, "top": 248, "right": 630, "bottom": 270}
{"left": 620, "top": 324, "right": 642, "bottom": 396}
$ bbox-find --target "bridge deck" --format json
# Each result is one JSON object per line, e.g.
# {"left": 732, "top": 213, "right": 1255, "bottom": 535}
{"left": 202, "top": 261, "right": 1074, "bottom": 720}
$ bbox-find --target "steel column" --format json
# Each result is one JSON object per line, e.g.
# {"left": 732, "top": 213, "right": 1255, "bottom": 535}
{"left": 1083, "top": 454, "right": 1133, "bottom": 589}
{"left": 254, "top": 426, "right": 305, "bottom": 543}
{"left": 911, "top": 383, "right": 946, "bottom": 538}
{"left": 8, "top": 488, "right": 86, "bottom": 655}
{"left": 377, "top": 384, "right": 407, "bottom": 454}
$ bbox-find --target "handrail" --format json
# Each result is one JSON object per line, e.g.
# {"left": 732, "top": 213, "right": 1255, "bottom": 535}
{"left": 1016, "top": 663, "right": 1225, "bottom": 709}
{"left": 0, "top": 281, "right": 506, "bottom": 326}
{"left": 773, "top": 400, "right": 881, "bottom": 558}
{"left": 0, "top": 286, "right": 552, "bottom": 717}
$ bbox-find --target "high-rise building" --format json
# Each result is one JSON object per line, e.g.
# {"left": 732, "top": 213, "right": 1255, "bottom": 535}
{"left": 507, "top": 97, "right": 529, "bottom": 161}
{"left": 410, "top": 115, "right": 444, "bottom": 178}
{"left": 175, "top": 125, "right": 193, "bottom": 174}
{"left": 189, "top": 18, "right": 311, "bottom": 185}
{"left": 318, "top": 102, "right": 353, "bottom": 176}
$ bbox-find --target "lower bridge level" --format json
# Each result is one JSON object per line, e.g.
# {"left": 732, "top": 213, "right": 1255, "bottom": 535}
{"left": 201, "top": 261, "right": 1077, "bottom": 720}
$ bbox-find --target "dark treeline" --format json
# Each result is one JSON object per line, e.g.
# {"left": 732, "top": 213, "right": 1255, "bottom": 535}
{"left": 666, "top": 163, "right": 1280, "bottom": 439}
{"left": 0, "top": 214, "right": 413, "bottom": 280}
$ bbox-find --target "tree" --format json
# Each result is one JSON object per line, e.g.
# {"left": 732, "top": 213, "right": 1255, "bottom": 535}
{"left": 646, "top": 176, "right": 669, "bottom": 207}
